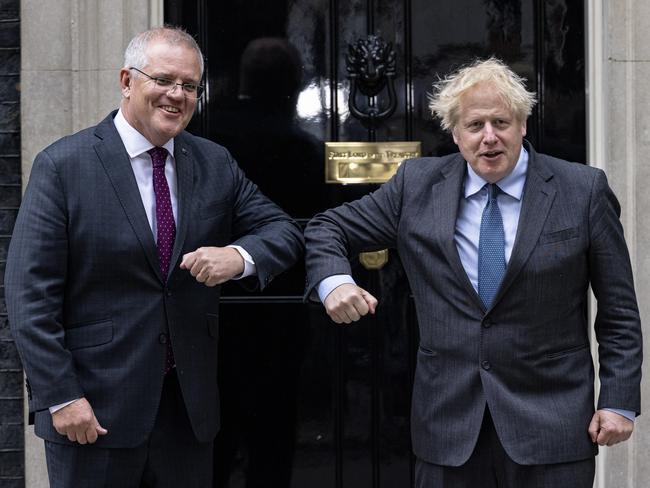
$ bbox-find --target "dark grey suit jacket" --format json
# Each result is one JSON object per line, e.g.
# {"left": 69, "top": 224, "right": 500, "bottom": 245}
{"left": 6, "top": 111, "right": 303, "bottom": 447}
{"left": 305, "top": 141, "right": 642, "bottom": 466}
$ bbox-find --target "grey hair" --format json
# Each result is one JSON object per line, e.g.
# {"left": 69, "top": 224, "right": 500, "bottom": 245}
{"left": 123, "top": 26, "right": 204, "bottom": 77}
{"left": 428, "top": 57, "right": 536, "bottom": 132}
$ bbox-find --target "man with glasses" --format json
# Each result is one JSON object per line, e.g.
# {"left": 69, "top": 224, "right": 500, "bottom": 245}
{"left": 5, "top": 26, "right": 303, "bottom": 487}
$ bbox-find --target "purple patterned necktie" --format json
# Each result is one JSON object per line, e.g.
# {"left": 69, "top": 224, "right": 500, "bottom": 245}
{"left": 148, "top": 146, "right": 176, "bottom": 373}
{"left": 149, "top": 147, "right": 176, "bottom": 277}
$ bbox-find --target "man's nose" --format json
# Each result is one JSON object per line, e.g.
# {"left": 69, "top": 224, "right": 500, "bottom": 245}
{"left": 482, "top": 123, "right": 497, "bottom": 143}
{"left": 166, "top": 84, "right": 185, "bottom": 99}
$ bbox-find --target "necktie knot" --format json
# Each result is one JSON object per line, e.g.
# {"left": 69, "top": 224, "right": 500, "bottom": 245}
{"left": 487, "top": 183, "right": 500, "bottom": 201}
{"left": 148, "top": 147, "right": 168, "bottom": 169}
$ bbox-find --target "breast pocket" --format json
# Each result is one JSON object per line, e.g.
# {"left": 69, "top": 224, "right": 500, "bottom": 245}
{"left": 539, "top": 226, "right": 579, "bottom": 245}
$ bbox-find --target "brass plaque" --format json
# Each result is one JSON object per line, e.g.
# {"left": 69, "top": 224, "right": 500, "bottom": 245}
{"left": 359, "top": 249, "right": 389, "bottom": 270}
{"left": 325, "top": 141, "right": 421, "bottom": 184}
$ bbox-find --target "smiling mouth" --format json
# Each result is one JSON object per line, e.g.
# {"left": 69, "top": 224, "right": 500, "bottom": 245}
{"left": 160, "top": 105, "right": 180, "bottom": 114}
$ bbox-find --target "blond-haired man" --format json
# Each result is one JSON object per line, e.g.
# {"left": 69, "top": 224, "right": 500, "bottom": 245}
{"left": 305, "top": 58, "right": 641, "bottom": 487}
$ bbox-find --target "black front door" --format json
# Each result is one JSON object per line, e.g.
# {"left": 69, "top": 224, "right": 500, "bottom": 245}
{"left": 166, "top": 2, "right": 585, "bottom": 486}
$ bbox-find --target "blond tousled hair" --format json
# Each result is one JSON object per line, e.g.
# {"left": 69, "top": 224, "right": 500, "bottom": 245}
{"left": 428, "top": 57, "right": 537, "bottom": 132}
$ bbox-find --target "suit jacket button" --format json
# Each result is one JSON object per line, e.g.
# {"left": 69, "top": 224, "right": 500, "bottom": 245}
{"left": 482, "top": 319, "right": 492, "bottom": 328}
{"left": 159, "top": 333, "right": 168, "bottom": 344}
{"left": 481, "top": 360, "right": 491, "bottom": 370}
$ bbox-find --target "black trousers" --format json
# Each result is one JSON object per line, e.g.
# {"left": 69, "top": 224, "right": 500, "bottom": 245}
{"left": 45, "top": 370, "right": 213, "bottom": 488}
{"left": 415, "top": 408, "right": 595, "bottom": 488}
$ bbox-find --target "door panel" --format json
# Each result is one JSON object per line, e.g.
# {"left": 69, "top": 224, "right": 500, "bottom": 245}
{"left": 165, "top": 1, "right": 585, "bottom": 486}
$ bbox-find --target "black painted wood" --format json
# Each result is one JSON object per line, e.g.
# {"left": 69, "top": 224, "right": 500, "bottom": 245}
{"left": 165, "top": 2, "right": 586, "bottom": 486}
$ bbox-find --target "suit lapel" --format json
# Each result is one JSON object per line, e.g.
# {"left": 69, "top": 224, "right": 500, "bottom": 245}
{"left": 93, "top": 113, "right": 164, "bottom": 283}
{"left": 491, "top": 143, "right": 556, "bottom": 308}
{"left": 430, "top": 155, "right": 485, "bottom": 310}
{"left": 168, "top": 133, "right": 194, "bottom": 278}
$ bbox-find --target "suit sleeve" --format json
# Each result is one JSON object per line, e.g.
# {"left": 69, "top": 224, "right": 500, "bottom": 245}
{"left": 225, "top": 151, "right": 304, "bottom": 290}
{"left": 5, "top": 150, "right": 84, "bottom": 412}
{"left": 588, "top": 169, "right": 642, "bottom": 415}
{"left": 304, "top": 160, "right": 406, "bottom": 298}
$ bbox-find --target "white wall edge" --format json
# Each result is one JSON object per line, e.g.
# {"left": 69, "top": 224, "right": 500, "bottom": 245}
{"left": 150, "top": 0, "right": 164, "bottom": 27}
{"left": 586, "top": 0, "right": 606, "bottom": 486}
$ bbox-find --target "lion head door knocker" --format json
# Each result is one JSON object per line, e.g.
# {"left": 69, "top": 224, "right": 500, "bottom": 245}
{"left": 346, "top": 35, "right": 397, "bottom": 132}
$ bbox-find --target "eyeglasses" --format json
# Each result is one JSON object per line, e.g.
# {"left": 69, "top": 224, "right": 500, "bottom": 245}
{"left": 129, "top": 67, "right": 205, "bottom": 99}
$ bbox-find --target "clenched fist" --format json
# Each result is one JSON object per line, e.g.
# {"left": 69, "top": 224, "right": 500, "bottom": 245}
{"left": 180, "top": 246, "right": 245, "bottom": 286}
{"left": 588, "top": 409, "right": 634, "bottom": 446}
{"left": 323, "top": 283, "right": 378, "bottom": 324}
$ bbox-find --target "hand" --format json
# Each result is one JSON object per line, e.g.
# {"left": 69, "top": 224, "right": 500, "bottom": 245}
{"left": 51, "top": 397, "right": 108, "bottom": 444}
{"left": 588, "top": 409, "right": 634, "bottom": 446}
{"left": 323, "top": 283, "right": 378, "bottom": 324}
{"left": 180, "top": 247, "right": 245, "bottom": 286}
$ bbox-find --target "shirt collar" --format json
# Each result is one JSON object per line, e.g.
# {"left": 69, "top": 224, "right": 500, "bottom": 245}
{"left": 463, "top": 146, "right": 528, "bottom": 200}
{"left": 113, "top": 109, "right": 175, "bottom": 159}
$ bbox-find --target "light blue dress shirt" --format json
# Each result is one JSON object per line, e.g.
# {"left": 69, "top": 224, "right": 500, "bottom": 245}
{"left": 455, "top": 148, "right": 527, "bottom": 292}
{"left": 316, "top": 145, "right": 634, "bottom": 422}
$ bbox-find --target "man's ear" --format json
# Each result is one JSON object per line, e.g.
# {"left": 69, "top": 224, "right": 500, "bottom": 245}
{"left": 119, "top": 68, "right": 131, "bottom": 98}
{"left": 451, "top": 127, "right": 459, "bottom": 145}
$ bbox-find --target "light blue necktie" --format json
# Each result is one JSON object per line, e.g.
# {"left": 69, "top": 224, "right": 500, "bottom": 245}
{"left": 478, "top": 184, "right": 505, "bottom": 308}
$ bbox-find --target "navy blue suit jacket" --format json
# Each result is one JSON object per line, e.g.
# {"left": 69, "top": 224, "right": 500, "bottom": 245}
{"left": 305, "top": 141, "right": 642, "bottom": 465}
{"left": 6, "top": 111, "right": 304, "bottom": 447}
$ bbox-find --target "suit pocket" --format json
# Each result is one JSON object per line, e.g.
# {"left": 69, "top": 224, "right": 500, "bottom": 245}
{"left": 418, "top": 345, "right": 438, "bottom": 357}
{"left": 206, "top": 313, "right": 219, "bottom": 339}
{"left": 416, "top": 345, "right": 440, "bottom": 379}
{"left": 200, "top": 199, "right": 230, "bottom": 220}
{"left": 65, "top": 319, "right": 113, "bottom": 350}
{"left": 539, "top": 227, "right": 579, "bottom": 244}
{"left": 545, "top": 343, "right": 589, "bottom": 359}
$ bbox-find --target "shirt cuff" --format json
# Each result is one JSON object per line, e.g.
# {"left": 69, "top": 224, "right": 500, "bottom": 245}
{"left": 603, "top": 408, "right": 635, "bottom": 422}
{"left": 228, "top": 245, "right": 256, "bottom": 279}
{"left": 317, "top": 275, "right": 356, "bottom": 303}
{"left": 49, "top": 398, "right": 79, "bottom": 414}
